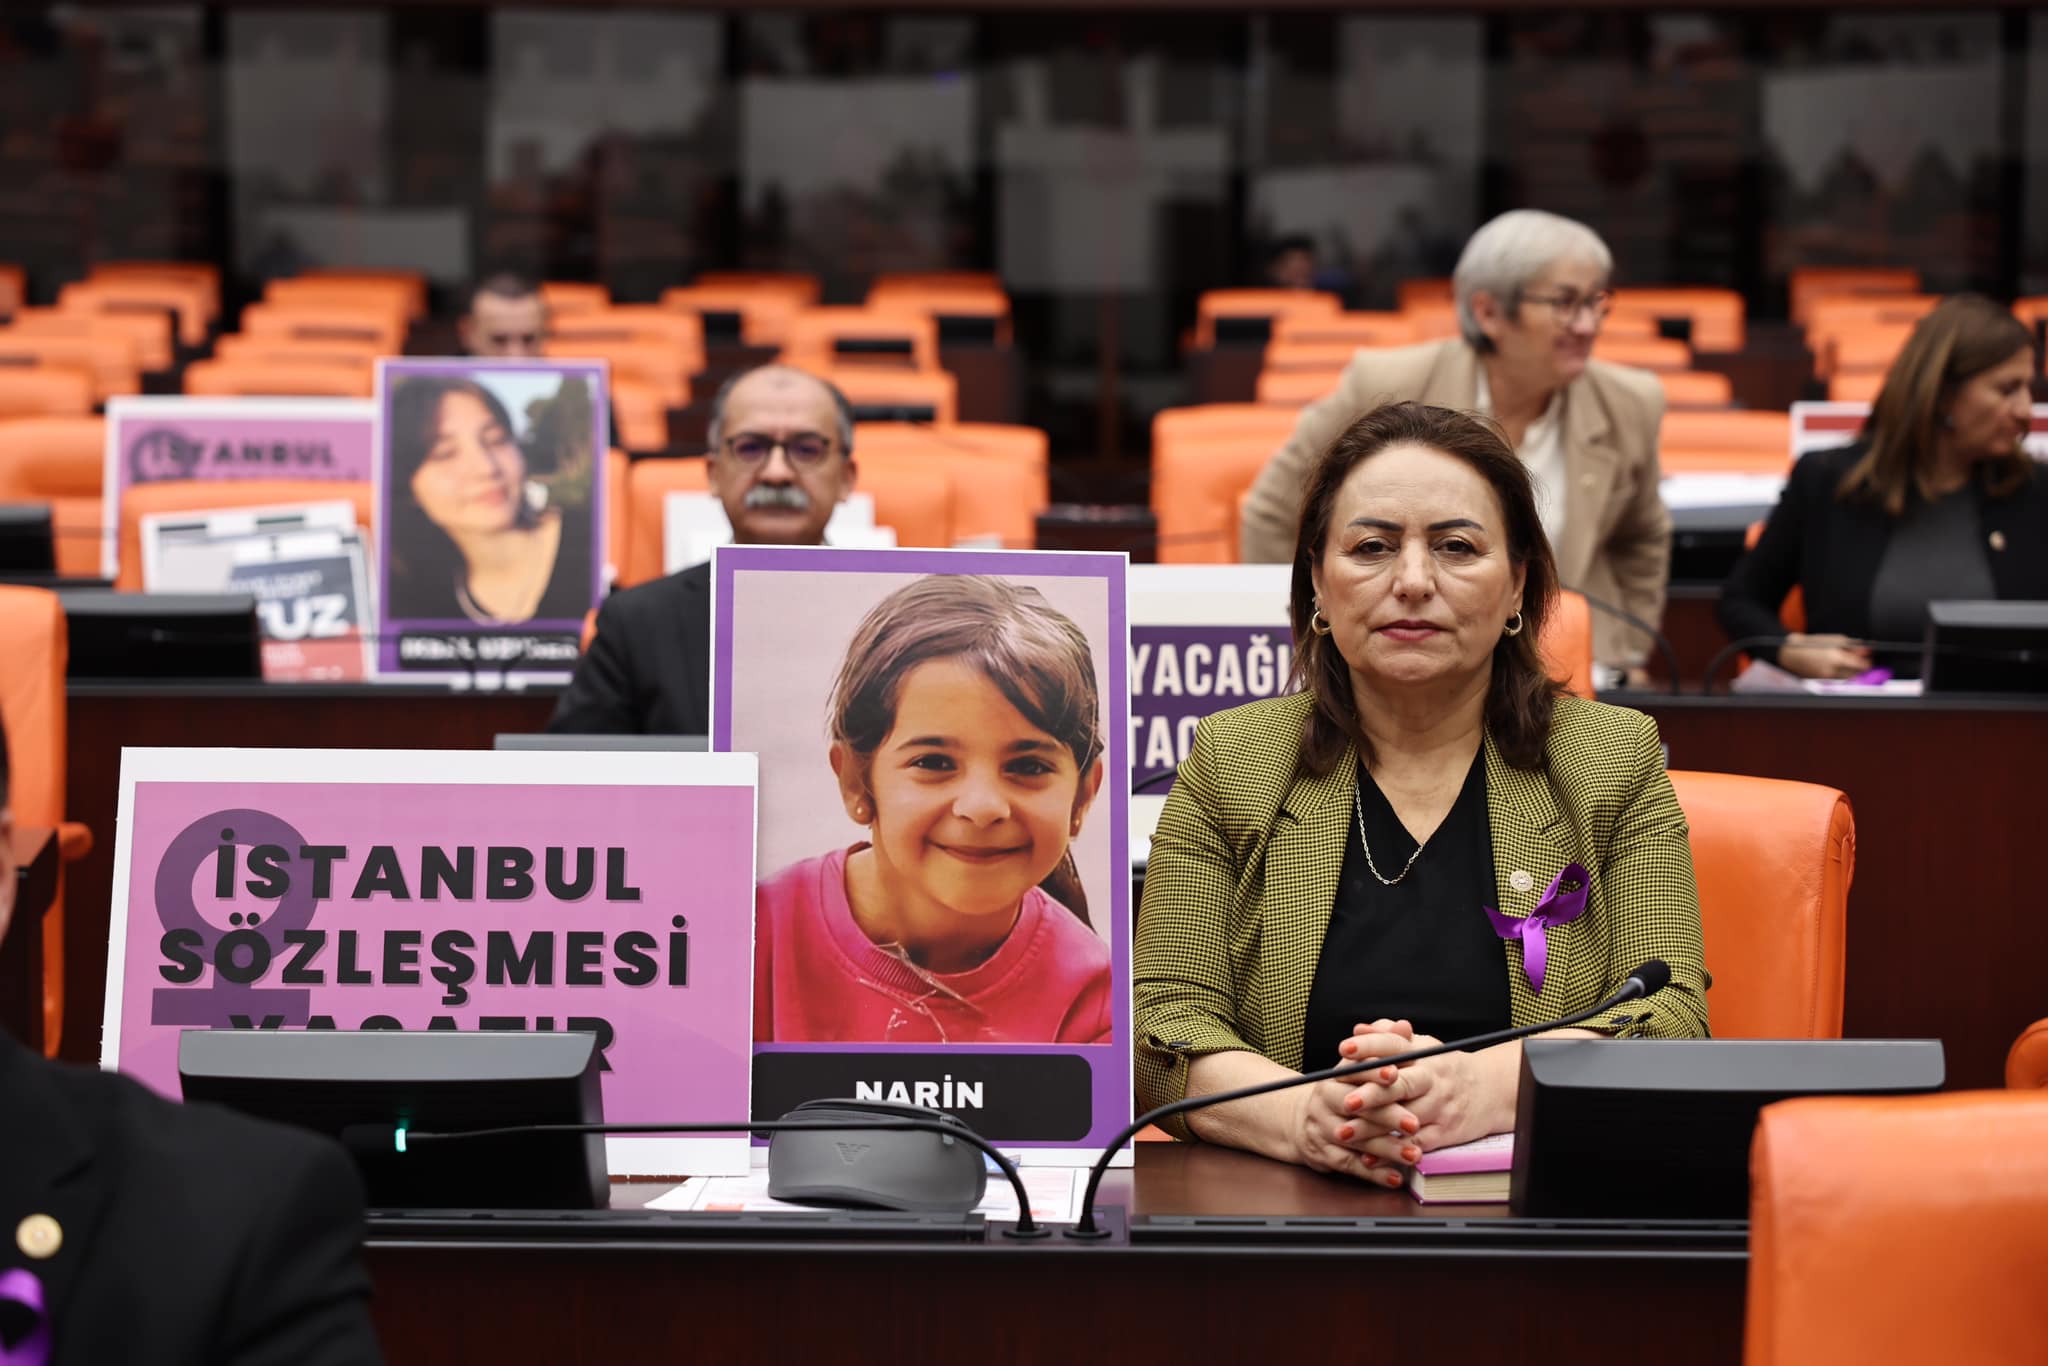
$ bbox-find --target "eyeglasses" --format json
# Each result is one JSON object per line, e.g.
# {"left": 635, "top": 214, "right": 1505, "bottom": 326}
{"left": 1521, "top": 289, "right": 1614, "bottom": 324}
{"left": 723, "top": 433, "right": 835, "bottom": 466}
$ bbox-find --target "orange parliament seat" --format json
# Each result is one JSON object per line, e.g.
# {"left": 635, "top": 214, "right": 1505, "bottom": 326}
{"left": 1819, "top": 325, "right": 1913, "bottom": 383}
{"left": 1396, "top": 279, "right": 1452, "bottom": 312}
{"left": 1153, "top": 403, "right": 1300, "bottom": 450}
{"left": 1152, "top": 438, "right": 1271, "bottom": 565}
{"left": 854, "top": 421, "right": 1048, "bottom": 474}
{"left": 1746, "top": 1091, "right": 2048, "bottom": 1366}
{"left": 780, "top": 308, "right": 941, "bottom": 373}
{"left": 1611, "top": 287, "right": 1746, "bottom": 353}
{"left": 861, "top": 284, "right": 1013, "bottom": 345}
{"left": 0, "top": 584, "right": 93, "bottom": 1053}
{"left": 59, "top": 277, "right": 213, "bottom": 349}
{"left": 660, "top": 286, "right": 806, "bottom": 348}
{"left": 820, "top": 368, "right": 957, "bottom": 425}
{"left": 691, "top": 272, "right": 823, "bottom": 308}
{"left": 619, "top": 456, "right": 953, "bottom": 588}
{"left": 555, "top": 305, "right": 705, "bottom": 362}
{"left": 610, "top": 376, "right": 670, "bottom": 453}
{"left": 114, "top": 480, "right": 375, "bottom": 592}
{"left": 857, "top": 447, "right": 1042, "bottom": 549}
{"left": 0, "top": 330, "right": 140, "bottom": 404}
{"left": 88, "top": 260, "right": 222, "bottom": 313}
{"left": 184, "top": 357, "right": 371, "bottom": 399}
{"left": 0, "top": 367, "right": 93, "bottom": 420}
{"left": 1668, "top": 770, "right": 1850, "bottom": 1038}
{"left": 240, "top": 301, "right": 407, "bottom": 353}
{"left": 1826, "top": 371, "right": 1884, "bottom": 404}
{"left": 1654, "top": 371, "right": 1735, "bottom": 409}
{"left": 1540, "top": 591, "right": 1594, "bottom": 700}
{"left": 267, "top": 275, "right": 422, "bottom": 323}
{"left": 11, "top": 307, "right": 174, "bottom": 373}
{"left": 0, "top": 416, "right": 107, "bottom": 576}
{"left": 0, "top": 264, "right": 23, "bottom": 318}
{"left": 1805, "top": 296, "right": 1938, "bottom": 361}
{"left": 292, "top": 269, "right": 429, "bottom": 320}
{"left": 1662, "top": 409, "right": 1792, "bottom": 457}
{"left": 213, "top": 333, "right": 388, "bottom": 371}
{"left": 2008, "top": 1019, "right": 2048, "bottom": 1089}
{"left": 1262, "top": 341, "right": 1366, "bottom": 373}
{"left": 1194, "top": 289, "right": 1341, "bottom": 349}
{"left": 1402, "top": 301, "right": 1461, "bottom": 341}
{"left": 622, "top": 457, "right": 709, "bottom": 588}
{"left": 1272, "top": 311, "right": 1414, "bottom": 347}
{"left": 1591, "top": 335, "right": 1691, "bottom": 372}
{"left": 542, "top": 338, "right": 693, "bottom": 409}
{"left": 1788, "top": 266, "right": 1921, "bottom": 328}
{"left": 542, "top": 281, "right": 611, "bottom": 316}
{"left": 1255, "top": 367, "right": 1341, "bottom": 406}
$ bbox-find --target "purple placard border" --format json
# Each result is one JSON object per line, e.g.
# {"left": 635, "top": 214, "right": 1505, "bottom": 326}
{"left": 371, "top": 357, "right": 609, "bottom": 678}
{"left": 713, "top": 544, "right": 1133, "bottom": 1151}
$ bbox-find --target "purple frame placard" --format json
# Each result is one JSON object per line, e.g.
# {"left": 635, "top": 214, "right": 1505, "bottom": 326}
{"left": 371, "top": 358, "right": 608, "bottom": 681}
{"left": 711, "top": 544, "right": 1133, "bottom": 1158}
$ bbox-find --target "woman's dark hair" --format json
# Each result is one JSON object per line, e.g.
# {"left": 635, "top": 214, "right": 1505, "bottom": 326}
{"left": 1289, "top": 400, "right": 1563, "bottom": 776}
{"left": 386, "top": 376, "right": 532, "bottom": 611}
{"left": 1844, "top": 294, "right": 2037, "bottom": 516}
{"left": 829, "top": 574, "right": 1103, "bottom": 927}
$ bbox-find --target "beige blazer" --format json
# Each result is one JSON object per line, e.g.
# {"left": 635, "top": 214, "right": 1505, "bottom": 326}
{"left": 1238, "top": 339, "right": 1671, "bottom": 668}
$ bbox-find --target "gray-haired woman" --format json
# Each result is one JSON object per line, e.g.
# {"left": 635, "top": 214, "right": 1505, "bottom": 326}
{"left": 1241, "top": 209, "right": 1670, "bottom": 681}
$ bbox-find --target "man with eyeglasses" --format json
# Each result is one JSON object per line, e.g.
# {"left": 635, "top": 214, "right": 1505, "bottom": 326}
{"left": 1240, "top": 209, "right": 1671, "bottom": 686}
{"left": 546, "top": 365, "right": 858, "bottom": 734}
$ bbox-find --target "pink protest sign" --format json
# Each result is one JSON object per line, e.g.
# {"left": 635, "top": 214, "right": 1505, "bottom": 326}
{"left": 102, "top": 748, "right": 758, "bottom": 1176}
{"left": 102, "top": 396, "right": 376, "bottom": 577}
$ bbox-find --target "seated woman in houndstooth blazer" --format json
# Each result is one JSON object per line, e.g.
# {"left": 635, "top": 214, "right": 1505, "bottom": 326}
{"left": 1134, "top": 400, "right": 1708, "bottom": 1188}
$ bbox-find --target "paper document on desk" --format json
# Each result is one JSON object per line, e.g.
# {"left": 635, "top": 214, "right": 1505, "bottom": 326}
{"left": 649, "top": 1166, "right": 1086, "bottom": 1224}
{"left": 1732, "top": 660, "right": 1924, "bottom": 696}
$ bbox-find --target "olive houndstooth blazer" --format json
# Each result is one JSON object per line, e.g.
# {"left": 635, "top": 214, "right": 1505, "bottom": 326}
{"left": 1135, "top": 690, "right": 1709, "bottom": 1136}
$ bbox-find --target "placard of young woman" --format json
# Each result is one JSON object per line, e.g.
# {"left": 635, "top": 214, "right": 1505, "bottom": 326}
{"left": 372, "top": 358, "right": 608, "bottom": 683}
{"left": 711, "top": 546, "right": 1133, "bottom": 1165}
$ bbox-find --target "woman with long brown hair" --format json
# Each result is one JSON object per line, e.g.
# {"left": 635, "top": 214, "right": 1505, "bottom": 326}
{"left": 1720, "top": 295, "right": 2045, "bottom": 678}
{"left": 1135, "top": 400, "right": 1706, "bottom": 1188}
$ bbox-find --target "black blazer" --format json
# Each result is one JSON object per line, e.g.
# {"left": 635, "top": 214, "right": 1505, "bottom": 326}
{"left": 0, "top": 1039, "right": 381, "bottom": 1366}
{"left": 1718, "top": 443, "right": 2048, "bottom": 663}
{"left": 546, "top": 560, "right": 711, "bottom": 735}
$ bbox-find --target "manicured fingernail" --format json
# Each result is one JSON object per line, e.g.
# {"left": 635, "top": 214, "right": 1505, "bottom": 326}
{"left": 1339, "top": 1041, "right": 1356, "bottom": 1057}
{"left": 1362, "top": 1155, "right": 1379, "bottom": 1168}
{"left": 1336, "top": 1124, "right": 1355, "bottom": 1142}
{"left": 1401, "top": 1145, "right": 1421, "bottom": 1164}
{"left": 1400, "top": 1116, "right": 1420, "bottom": 1135}
{"left": 1382, "top": 1171, "right": 1402, "bottom": 1187}
{"left": 1380, "top": 1066, "right": 1397, "bottom": 1082}
{"left": 1344, "top": 1095, "right": 1362, "bottom": 1113}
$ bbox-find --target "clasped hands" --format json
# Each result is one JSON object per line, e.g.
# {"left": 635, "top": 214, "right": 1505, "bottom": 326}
{"left": 1290, "top": 1019, "right": 1509, "bottom": 1188}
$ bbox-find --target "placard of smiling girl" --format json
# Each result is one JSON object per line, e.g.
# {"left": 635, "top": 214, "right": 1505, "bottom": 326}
{"left": 753, "top": 574, "right": 1112, "bottom": 1044}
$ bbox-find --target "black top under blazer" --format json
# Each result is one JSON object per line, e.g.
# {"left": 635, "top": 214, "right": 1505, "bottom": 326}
{"left": 1718, "top": 443, "right": 2048, "bottom": 663}
{"left": 0, "top": 1038, "right": 381, "bottom": 1366}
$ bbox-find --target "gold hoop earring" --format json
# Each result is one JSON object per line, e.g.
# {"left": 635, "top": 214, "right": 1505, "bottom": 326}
{"left": 1310, "top": 607, "right": 1333, "bottom": 637}
{"left": 1503, "top": 611, "right": 1525, "bottom": 638}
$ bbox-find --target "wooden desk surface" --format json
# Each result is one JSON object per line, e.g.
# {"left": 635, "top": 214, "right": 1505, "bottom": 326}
{"left": 365, "top": 1143, "right": 1747, "bottom": 1366}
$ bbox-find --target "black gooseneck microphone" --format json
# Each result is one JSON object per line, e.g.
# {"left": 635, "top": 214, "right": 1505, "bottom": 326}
{"left": 1066, "top": 959, "right": 1673, "bottom": 1239}
{"left": 343, "top": 1112, "right": 1051, "bottom": 1238}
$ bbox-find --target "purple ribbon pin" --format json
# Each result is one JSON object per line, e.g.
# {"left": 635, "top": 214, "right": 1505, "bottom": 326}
{"left": 1484, "top": 863, "right": 1590, "bottom": 994}
{"left": 0, "top": 1268, "right": 50, "bottom": 1366}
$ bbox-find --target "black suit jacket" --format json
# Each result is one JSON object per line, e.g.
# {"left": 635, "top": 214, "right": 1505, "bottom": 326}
{"left": 0, "top": 1039, "right": 382, "bottom": 1366}
{"left": 546, "top": 560, "right": 711, "bottom": 735}
{"left": 1718, "top": 443, "right": 2048, "bottom": 663}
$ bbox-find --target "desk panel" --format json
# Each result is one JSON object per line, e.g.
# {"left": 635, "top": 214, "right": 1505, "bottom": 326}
{"left": 1, "top": 828, "right": 57, "bottom": 1051}
{"left": 366, "top": 1145, "right": 1746, "bottom": 1366}
{"left": 1635, "top": 694, "right": 2047, "bottom": 1090}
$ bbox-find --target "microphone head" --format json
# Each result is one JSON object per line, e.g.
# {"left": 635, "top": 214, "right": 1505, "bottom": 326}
{"left": 1628, "top": 959, "right": 1672, "bottom": 997}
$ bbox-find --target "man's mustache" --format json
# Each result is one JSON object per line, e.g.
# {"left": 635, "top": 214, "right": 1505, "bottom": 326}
{"left": 743, "top": 484, "right": 811, "bottom": 511}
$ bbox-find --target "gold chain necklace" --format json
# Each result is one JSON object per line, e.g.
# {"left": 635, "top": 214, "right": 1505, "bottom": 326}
{"left": 1353, "top": 767, "right": 1425, "bottom": 887}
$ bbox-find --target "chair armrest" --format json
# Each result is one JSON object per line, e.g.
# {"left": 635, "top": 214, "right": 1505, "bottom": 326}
{"left": 58, "top": 821, "right": 93, "bottom": 862}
